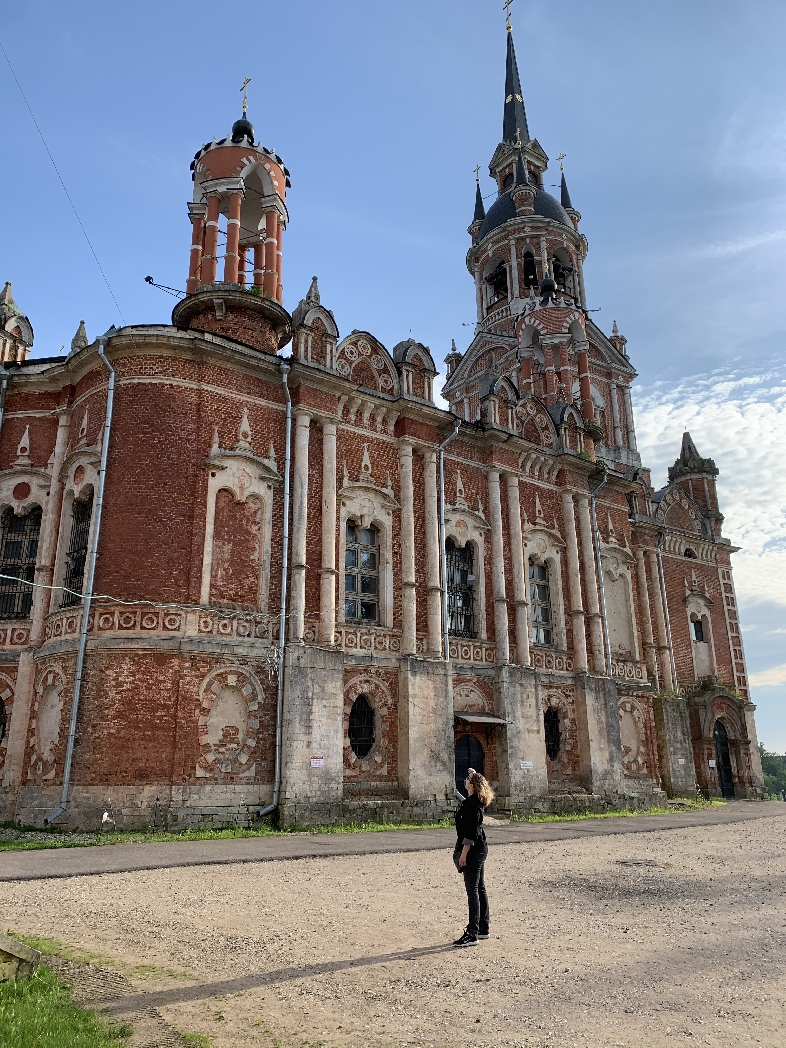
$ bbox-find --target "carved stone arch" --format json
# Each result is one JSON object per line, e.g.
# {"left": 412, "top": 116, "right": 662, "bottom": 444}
{"left": 656, "top": 486, "right": 706, "bottom": 536}
{"left": 516, "top": 315, "right": 549, "bottom": 343}
{"left": 452, "top": 680, "right": 492, "bottom": 714}
{"left": 200, "top": 439, "right": 280, "bottom": 611}
{"left": 343, "top": 675, "right": 393, "bottom": 772}
{"left": 196, "top": 665, "right": 265, "bottom": 780}
{"left": 335, "top": 332, "right": 398, "bottom": 396}
{"left": 685, "top": 589, "right": 717, "bottom": 681}
{"left": 515, "top": 397, "right": 556, "bottom": 448}
{"left": 28, "top": 664, "right": 67, "bottom": 782}
{"left": 556, "top": 402, "right": 585, "bottom": 453}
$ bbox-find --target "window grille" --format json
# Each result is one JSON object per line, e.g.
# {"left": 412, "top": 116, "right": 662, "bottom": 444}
{"left": 344, "top": 520, "right": 379, "bottom": 623}
{"left": 544, "top": 707, "right": 561, "bottom": 761}
{"left": 348, "top": 694, "right": 375, "bottom": 758}
{"left": 446, "top": 539, "right": 476, "bottom": 637}
{"left": 0, "top": 697, "right": 6, "bottom": 744}
{"left": 529, "top": 561, "right": 553, "bottom": 645}
{"left": 0, "top": 507, "right": 42, "bottom": 619}
{"left": 61, "top": 494, "right": 93, "bottom": 608}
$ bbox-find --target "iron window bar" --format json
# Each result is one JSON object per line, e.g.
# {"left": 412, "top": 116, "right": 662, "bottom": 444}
{"left": 344, "top": 520, "right": 379, "bottom": 624}
{"left": 529, "top": 561, "right": 553, "bottom": 646}
{"left": 61, "top": 494, "right": 93, "bottom": 608}
{"left": 446, "top": 539, "right": 476, "bottom": 638}
{"left": 0, "top": 506, "right": 42, "bottom": 619}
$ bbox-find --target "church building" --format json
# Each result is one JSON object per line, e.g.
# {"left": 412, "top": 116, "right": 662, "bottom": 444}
{"left": 0, "top": 27, "right": 764, "bottom": 829}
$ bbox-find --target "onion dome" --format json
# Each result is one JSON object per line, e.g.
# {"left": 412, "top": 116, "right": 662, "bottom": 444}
{"left": 231, "top": 114, "right": 255, "bottom": 145}
{"left": 478, "top": 187, "right": 572, "bottom": 241}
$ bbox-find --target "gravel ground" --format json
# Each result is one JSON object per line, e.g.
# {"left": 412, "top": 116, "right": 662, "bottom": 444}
{"left": 2, "top": 815, "right": 784, "bottom": 1048}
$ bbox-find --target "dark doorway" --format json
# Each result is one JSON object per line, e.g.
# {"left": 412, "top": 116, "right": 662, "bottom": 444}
{"left": 713, "top": 720, "right": 735, "bottom": 798}
{"left": 455, "top": 734, "right": 484, "bottom": 798}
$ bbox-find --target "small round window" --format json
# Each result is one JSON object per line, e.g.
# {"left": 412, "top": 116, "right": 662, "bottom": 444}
{"left": 348, "top": 694, "right": 375, "bottom": 759}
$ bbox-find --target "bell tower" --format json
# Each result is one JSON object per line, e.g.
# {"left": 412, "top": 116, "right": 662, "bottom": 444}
{"left": 172, "top": 81, "right": 292, "bottom": 355}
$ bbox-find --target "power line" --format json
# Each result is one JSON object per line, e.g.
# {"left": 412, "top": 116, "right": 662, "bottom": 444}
{"left": 0, "top": 38, "right": 126, "bottom": 325}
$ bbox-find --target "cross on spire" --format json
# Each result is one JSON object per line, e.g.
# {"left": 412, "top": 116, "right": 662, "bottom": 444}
{"left": 503, "top": 0, "right": 513, "bottom": 31}
{"left": 473, "top": 164, "right": 481, "bottom": 182}
{"left": 240, "top": 77, "right": 251, "bottom": 113}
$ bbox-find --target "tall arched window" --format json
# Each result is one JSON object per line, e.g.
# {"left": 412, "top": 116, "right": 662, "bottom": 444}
{"left": 522, "top": 251, "right": 539, "bottom": 289}
{"left": 544, "top": 707, "right": 561, "bottom": 761}
{"left": 348, "top": 694, "right": 375, "bottom": 758}
{"left": 446, "top": 539, "right": 475, "bottom": 637}
{"left": 62, "top": 493, "right": 93, "bottom": 608}
{"left": 529, "top": 561, "right": 553, "bottom": 645}
{"left": 0, "top": 506, "right": 42, "bottom": 619}
{"left": 344, "top": 520, "right": 379, "bottom": 623}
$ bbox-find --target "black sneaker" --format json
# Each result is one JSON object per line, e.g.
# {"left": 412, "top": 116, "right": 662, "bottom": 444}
{"left": 453, "top": 931, "right": 478, "bottom": 948}
{"left": 478, "top": 931, "right": 490, "bottom": 940}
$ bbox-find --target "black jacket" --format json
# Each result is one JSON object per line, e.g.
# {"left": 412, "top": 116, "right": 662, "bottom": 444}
{"left": 455, "top": 793, "right": 487, "bottom": 849}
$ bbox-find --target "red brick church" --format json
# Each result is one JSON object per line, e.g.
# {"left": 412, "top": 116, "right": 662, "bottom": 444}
{"left": 0, "top": 27, "right": 763, "bottom": 829}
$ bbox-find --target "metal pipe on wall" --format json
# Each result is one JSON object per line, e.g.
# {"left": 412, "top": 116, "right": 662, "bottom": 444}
{"left": 258, "top": 360, "right": 292, "bottom": 819}
{"left": 45, "top": 332, "right": 116, "bottom": 825}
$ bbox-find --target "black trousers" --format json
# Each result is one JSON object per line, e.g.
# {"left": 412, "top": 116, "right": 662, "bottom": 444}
{"left": 455, "top": 844, "right": 489, "bottom": 936}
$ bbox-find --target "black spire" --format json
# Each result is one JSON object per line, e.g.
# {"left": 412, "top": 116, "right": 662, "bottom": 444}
{"left": 503, "top": 31, "right": 530, "bottom": 145}
{"left": 560, "top": 171, "right": 573, "bottom": 209}
{"left": 473, "top": 181, "right": 486, "bottom": 222}
{"left": 515, "top": 147, "right": 528, "bottom": 187}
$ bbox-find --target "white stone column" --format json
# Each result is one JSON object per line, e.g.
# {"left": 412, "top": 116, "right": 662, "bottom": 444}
{"left": 561, "top": 491, "right": 588, "bottom": 674}
{"left": 399, "top": 442, "right": 417, "bottom": 655}
{"left": 423, "top": 449, "right": 442, "bottom": 655}
{"left": 474, "top": 264, "right": 483, "bottom": 322}
{"left": 508, "top": 239, "right": 520, "bottom": 298}
{"left": 575, "top": 493, "right": 605, "bottom": 674}
{"left": 290, "top": 411, "right": 311, "bottom": 644}
{"left": 648, "top": 548, "right": 673, "bottom": 689}
{"left": 505, "top": 474, "right": 529, "bottom": 667}
{"left": 318, "top": 420, "right": 337, "bottom": 645}
{"left": 634, "top": 547, "right": 658, "bottom": 686}
{"left": 488, "top": 470, "right": 509, "bottom": 664}
{"left": 610, "top": 381, "right": 623, "bottom": 448}
{"left": 576, "top": 254, "right": 587, "bottom": 309}
{"left": 623, "top": 384, "right": 638, "bottom": 451}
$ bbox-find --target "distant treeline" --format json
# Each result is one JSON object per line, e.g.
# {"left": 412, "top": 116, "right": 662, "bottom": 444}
{"left": 760, "top": 745, "right": 786, "bottom": 797}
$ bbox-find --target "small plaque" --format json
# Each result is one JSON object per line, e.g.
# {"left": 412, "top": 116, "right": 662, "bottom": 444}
{"left": 310, "top": 755, "right": 324, "bottom": 768}
{"left": 708, "top": 759, "right": 716, "bottom": 768}
{"left": 520, "top": 760, "right": 533, "bottom": 770}
{"left": 678, "top": 758, "right": 685, "bottom": 765}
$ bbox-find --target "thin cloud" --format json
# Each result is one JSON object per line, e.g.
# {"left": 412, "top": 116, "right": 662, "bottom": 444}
{"left": 691, "top": 229, "right": 786, "bottom": 259}
{"left": 749, "top": 663, "right": 786, "bottom": 688}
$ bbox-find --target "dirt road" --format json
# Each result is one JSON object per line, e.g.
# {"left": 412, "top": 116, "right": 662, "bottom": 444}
{"left": 2, "top": 811, "right": 784, "bottom": 1047}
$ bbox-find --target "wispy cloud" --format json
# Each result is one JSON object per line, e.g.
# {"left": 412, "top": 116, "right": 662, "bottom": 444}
{"left": 691, "top": 229, "right": 786, "bottom": 258}
{"left": 749, "top": 663, "right": 786, "bottom": 688}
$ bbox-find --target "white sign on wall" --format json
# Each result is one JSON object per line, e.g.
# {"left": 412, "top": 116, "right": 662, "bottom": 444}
{"left": 708, "top": 759, "right": 716, "bottom": 768}
{"left": 678, "top": 758, "right": 685, "bottom": 765}
{"left": 520, "top": 761, "right": 533, "bottom": 770}
{"left": 310, "top": 755, "right": 324, "bottom": 768}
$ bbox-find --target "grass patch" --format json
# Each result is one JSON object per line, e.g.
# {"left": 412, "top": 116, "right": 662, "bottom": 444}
{"left": 0, "top": 818, "right": 454, "bottom": 853}
{"left": 0, "top": 963, "right": 131, "bottom": 1047}
{"left": 8, "top": 931, "right": 194, "bottom": 982}
{"left": 510, "top": 798, "right": 725, "bottom": 822}
{"left": 181, "top": 1033, "right": 214, "bottom": 1047}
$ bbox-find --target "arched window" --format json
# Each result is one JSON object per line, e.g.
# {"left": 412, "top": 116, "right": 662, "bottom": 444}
{"left": 691, "top": 617, "right": 705, "bottom": 643}
{"left": 348, "top": 694, "right": 375, "bottom": 758}
{"left": 544, "top": 707, "right": 560, "bottom": 761}
{"left": 529, "top": 561, "right": 553, "bottom": 645}
{"left": 0, "top": 506, "right": 42, "bottom": 619}
{"left": 522, "top": 252, "right": 539, "bottom": 289}
{"left": 551, "top": 253, "right": 574, "bottom": 295}
{"left": 344, "top": 520, "right": 379, "bottom": 623}
{"left": 684, "top": 548, "right": 697, "bottom": 559}
{"left": 446, "top": 539, "right": 475, "bottom": 637}
{"left": 485, "top": 261, "right": 508, "bottom": 302}
{"left": 62, "top": 492, "right": 93, "bottom": 608}
{"left": 528, "top": 169, "right": 538, "bottom": 187}
{"left": 502, "top": 172, "right": 514, "bottom": 191}
{"left": 0, "top": 696, "right": 6, "bottom": 744}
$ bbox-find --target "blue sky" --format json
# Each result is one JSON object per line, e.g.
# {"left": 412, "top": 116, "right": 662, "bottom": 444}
{"left": 2, "top": 0, "right": 784, "bottom": 749}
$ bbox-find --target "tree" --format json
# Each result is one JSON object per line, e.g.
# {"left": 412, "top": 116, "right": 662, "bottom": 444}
{"left": 759, "top": 744, "right": 786, "bottom": 797}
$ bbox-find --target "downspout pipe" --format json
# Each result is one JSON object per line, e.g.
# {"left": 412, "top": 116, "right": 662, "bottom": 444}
{"left": 258, "top": 360, "right": 292, "bottom": 819}
{"left": 589, "top": 471, "right": 613, "bottom": 677}
{"left": 0, "top": 369, "right": 11, "bottom": 439}
{"left": 656, "top": 531, "right": 679, "bottom": 693}
{"left": 45, "top": 332, "right": 116, "bottom": 825}
{"left": 439, "top": 417, "right": 462, "bottom": 661}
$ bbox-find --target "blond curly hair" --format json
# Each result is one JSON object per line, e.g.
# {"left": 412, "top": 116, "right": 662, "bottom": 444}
{"left": 467, "top": 770, "right": 495, "bottom": 809}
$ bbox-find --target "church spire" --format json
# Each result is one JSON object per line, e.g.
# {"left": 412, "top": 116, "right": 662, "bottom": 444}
{"left": 503, "top": 31, "right": 530, "bottom": 146}
{"left": 473, "top": 179, "right": 485, "bottom": 222}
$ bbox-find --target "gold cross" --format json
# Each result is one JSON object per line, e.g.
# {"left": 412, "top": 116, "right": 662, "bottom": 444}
{"left": 474, "top": 164, "right": 481, "bottom": 182}
{"left": 557, "top": 152, "right": 566, "bottom": 171}
{"left": 503, "top": 0, "right": 513, "bottom": 30}
{"left": 240, "top": 77, "right": 252, "bottom": 112}
{"left": 515, "top": 127, "right": 522, "bottom": 148}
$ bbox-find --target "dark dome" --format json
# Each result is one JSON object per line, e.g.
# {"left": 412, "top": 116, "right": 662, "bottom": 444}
{"left": 231, "top": 115, "right": 255, "bottom": 145}
{"left": 477, "top": 187, "right": 572, "bottom": 240}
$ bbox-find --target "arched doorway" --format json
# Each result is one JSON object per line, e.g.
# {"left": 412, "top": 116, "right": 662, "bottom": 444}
{"left": 713, "top": 720, "right": 735, "bottom": 798}
{"left": 455, "top": 734, "right": 484, "bottom": 797}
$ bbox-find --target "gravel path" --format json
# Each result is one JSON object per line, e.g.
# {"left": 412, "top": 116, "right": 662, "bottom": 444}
{"left": 2, "top": 812, "right": 784, "bottom": 1048}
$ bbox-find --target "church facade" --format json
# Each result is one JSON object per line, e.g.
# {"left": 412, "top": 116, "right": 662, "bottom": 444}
{"left": 0, "top": 29, "right": 764, "bottom": 829}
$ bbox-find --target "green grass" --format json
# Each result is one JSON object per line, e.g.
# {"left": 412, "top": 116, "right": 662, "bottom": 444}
{"left": 8, "top": 931, "right": 193, "bottom": 982}
{"left": 0, "top": 963, "right": 132, "bottom": 1047}
{"left": 181, "top": 1034, "right": 213, "bottom": 1048}
{"left": 510, "top": 798, "right": 725, "bottom": 822}
{"left": 0, "top": 818, "right": 454, "bottom": 853}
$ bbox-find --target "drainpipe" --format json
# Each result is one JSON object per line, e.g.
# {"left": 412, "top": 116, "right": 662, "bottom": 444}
{"left": 656, "top": 531, "right": 679, "bottom": 693}
{"left": 0, "top": 369, "right": 11, "bottom": 438}
{"left": 258, "top": 360, "right": 292, "bottom": 819}
{"left": 439, "top": 418, "right": 462, "bottom": 661}
{"left": 589, "top": 471, "right": 613, "bottom": 677}
{"left": 45, "top": 332, "right": 116, "bottom": 825}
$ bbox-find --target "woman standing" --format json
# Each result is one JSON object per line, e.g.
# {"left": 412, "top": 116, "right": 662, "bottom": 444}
{"left": 453, "top": 768, "right": 494, "bottom": 947}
